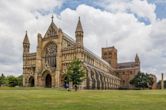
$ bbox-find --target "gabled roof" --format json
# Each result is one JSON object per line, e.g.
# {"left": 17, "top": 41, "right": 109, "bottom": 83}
{"left": 63, "top": 32, "right": 111, "bottom": 67}
{"left": 117, "top": 62, "right": 135, "bottom": 69}
{"left": 44, "top": 16, "right": 58, "bottom": 38}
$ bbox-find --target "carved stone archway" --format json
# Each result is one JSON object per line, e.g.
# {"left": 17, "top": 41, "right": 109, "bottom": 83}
{"left": 29, "top": 76, "right": 34, "bottom": 87}
{"left": 45, "top": 74, "right": 52, "bottom": 88}
{"left": 42, "top": 70, "right": 52, "bottom": 88}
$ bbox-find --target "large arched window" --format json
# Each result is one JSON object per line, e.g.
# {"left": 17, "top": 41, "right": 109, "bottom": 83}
{"left": 45, "top": 43, "right": 57, "bottom": 67}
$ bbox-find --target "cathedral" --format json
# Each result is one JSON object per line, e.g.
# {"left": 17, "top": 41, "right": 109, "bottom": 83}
{"left": 23, "top": 16, "right": 140, "bottom": 89}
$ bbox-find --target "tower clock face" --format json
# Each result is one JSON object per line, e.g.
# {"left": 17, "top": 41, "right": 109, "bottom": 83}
{"left": 46, "top": 43, "right": 56, "bottom": 55}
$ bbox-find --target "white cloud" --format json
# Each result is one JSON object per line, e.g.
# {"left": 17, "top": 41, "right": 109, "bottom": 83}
{"left": 0, "top": 1, "right": 166, "bottom": 81}
{"left": 0, "top": 0, "right": 63, "bottom": 75}
{"left": 101, "top": 0, "right": 156, "bottom": 23}
{"left": 56, "top": 4, "right": 166, "bottom": 80}
{"left": 130, "top": 0, "right": 156, "bottom": 23}
{"left": 60, "top": 5, "right": 151, "bottom": 60}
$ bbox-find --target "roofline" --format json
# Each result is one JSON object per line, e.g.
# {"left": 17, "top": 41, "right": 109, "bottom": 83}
{"left": 63, "top": 32, "right": 112, "bottom": 68}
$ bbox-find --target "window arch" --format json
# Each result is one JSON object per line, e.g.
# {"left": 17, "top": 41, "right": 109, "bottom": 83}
{"left": 44, "top": 43, "right": 57, "bottom": 67}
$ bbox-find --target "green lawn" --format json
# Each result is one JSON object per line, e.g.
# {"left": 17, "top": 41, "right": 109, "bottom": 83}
{"left": 0, "top": 87, "right": 166, "bottom": 110}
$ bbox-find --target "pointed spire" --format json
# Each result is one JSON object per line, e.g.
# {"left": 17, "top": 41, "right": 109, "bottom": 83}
{"left": 51, "top": 15, "right": 54, "bottom": 22}
{"left": 50, "top": 15, "right": 58, "bottom": 30}
{"left": 135, "top": 53, "right": 140, "bottom": 63}
{"left": 23, "top": 31, "right": 29, "bottom": 44}
{"left": 75, "top": 16, "right": 83, "bottom": 32}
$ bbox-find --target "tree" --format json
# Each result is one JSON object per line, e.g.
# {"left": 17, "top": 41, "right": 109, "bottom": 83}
{"left": 130, "top": 72, "right": 152, "bottom": 89}
{"left": 6, "top": 76, "right": 18, "bottom": 87}
{"left": 0, "top": 74, "right": 23, "bottom": 87}
{"left": 66, "top": 59, "right": 85, "bottom": 91}
{"left": 0, "top": 74, "right": 6, "bottom": 86}
{"left": 17, "top": 75, "right": 23, "bottom": 87}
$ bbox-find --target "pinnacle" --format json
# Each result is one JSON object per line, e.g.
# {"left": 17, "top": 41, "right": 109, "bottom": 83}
{"left": 76, "top": 17, "right": 83, "bottom": 32}
{"left": 23, "top": 31, "right": 29, "bottom": 44}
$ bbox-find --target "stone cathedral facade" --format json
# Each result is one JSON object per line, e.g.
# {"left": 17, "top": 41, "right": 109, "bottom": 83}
{"left": 23, "top": 16, "right": 140, "bottom": 89}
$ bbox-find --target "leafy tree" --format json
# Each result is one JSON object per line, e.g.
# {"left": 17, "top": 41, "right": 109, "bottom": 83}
{"left": 0, "top": 74, "right": 6, "bottom": 86}
{"left": 6, "top": 76, "right": 18, "bottom": 87}
{"left": 0, "top": 74, "right": 23, "bottom": 87}
{"left": 66, "top": 59, "right": 85, "bottom": 91}
{"left": 130, "top": 72, "right": 153, "bottom": 89}
{"left": 17, "top": 75, "right": 23, "bottom": 87}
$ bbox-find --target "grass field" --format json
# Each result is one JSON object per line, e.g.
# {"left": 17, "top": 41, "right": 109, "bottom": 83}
{"left": 0, "top": 87, "right": 166, "bottom": 110}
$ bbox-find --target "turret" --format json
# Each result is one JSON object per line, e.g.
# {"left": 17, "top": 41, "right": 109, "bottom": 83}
{"left": 37, "top": 33, "right": 42, "bottom": 48}
{"left": 75, "top": 17, "right": 84, "bottom": 47}
{"left": 135, "top": 54, "right": 140, "bottom": 65}
{"left": 23, "top": 31, "right": 30, "bottom": 54}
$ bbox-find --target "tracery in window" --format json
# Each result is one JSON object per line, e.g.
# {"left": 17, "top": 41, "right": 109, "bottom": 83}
{"left": 45, "top": 43, "right": 57, "bottom": 67}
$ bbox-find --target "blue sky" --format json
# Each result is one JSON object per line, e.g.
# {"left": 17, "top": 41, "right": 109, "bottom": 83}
{"left": 56, "top": 0, "right": 166, "bottom": 20}
{"left": 149, "top": 0, "right": 166, "bottom": 19}
{"left": 53, "top": 0, "right": 166, "bottom": 26}
{"left": 56, "top": 0, "right": 102, "bottom": 13}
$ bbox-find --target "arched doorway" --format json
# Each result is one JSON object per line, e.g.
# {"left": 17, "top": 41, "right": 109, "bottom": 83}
{"left": 29, "top": 76, "right": 34, "bottom": 87}
{"left": 45, "top": 74, "right": 52, "bottom": 88}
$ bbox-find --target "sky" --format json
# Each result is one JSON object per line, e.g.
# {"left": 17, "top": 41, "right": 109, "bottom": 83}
{"left": 0, "top": 0, "right": 166, "bottom": 80}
